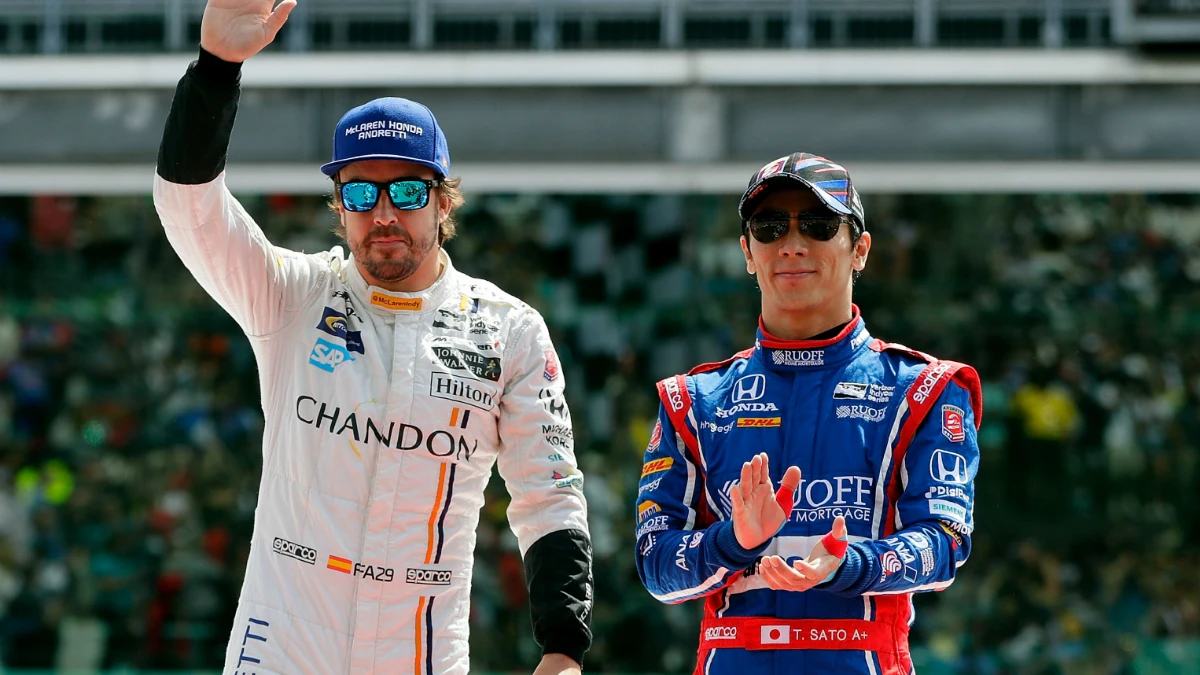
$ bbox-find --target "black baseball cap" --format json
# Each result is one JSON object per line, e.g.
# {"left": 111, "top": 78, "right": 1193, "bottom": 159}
{"left": 738, "top": 152, "right": 866, "bottom": 230}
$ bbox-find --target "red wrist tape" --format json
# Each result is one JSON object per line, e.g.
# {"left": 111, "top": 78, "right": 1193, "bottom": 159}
{"left": 821, "top": 532, "right": 849, "bottom": 558}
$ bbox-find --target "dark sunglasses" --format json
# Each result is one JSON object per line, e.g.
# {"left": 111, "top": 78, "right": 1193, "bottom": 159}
{"left": 335, "top": 178, "right": 442, "bottom": 213}
{"left": 746, "top": 210, "right": 846, "bottom": 244}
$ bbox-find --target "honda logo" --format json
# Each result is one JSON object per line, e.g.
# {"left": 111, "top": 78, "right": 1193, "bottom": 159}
{"left": 930, "top": 449, "right": 969, "bottom": 485}
{"left": 732, "top": 374, "right": 766, "bottom": 403}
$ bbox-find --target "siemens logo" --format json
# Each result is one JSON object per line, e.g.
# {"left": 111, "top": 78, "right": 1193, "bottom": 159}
{"left": 407, "top": 568, "right": 453, "bottom": 586}
{"left": 272, "top": 537, "right": 316, "bottom": 565}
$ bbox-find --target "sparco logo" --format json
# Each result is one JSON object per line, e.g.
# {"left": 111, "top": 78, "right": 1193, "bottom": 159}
{"left": 431, "top": 373, "right": 496, "bottom": 411}
{"left": 912, "top": 362, "right": 953, "bottom": 404}
{"left": 663, "top": 378, "right": 685, "bottom": 412}
{"left": 770, "top": 350, "right": 824, "bottom": 367}
{"left": 406, "top": 568, "right": 452, "bottom": 586}
{"left": 273, "top": 537, "right": 316, "bottom": 565}
{"left": 705, "top": 626, "right": 738, "bottom": 641}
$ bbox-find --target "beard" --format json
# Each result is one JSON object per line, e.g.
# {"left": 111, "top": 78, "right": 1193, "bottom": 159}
{"left": 349, "top": 223, "right": 438, "bottom": 283}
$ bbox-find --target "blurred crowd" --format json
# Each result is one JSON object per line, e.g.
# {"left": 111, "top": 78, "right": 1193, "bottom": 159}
{"left": 0, "top": 189, "right": 1198, "bottom": 673}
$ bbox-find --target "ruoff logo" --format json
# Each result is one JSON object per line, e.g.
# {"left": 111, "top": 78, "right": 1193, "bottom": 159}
{"left": 771, "top": 350, "right": 824, "bottom": 367}
{"left": 273, "top": 537, "right": 316, "bottom": 565}
{"left": 705, "top": 626, "right": 738, "bottom": 641}
{"left": 930, "top": 449, "right": 969, "bottom": 484}
{"left": 406, "top": 568, "right": 452, "bottom": 586}
{"left": 732, "top": 374, "right": 766, "bottom": 403}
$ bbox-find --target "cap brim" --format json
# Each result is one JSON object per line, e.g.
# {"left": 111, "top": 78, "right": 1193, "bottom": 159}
{"left": 738, "top": 173, "right": 854, "bottom": 221}
{"left": 320, "top": 153, "right": 448, "bottom": 178}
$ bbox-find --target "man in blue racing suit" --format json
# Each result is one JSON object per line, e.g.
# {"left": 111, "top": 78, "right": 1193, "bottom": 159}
{"left": 635, "top": 152, "right": 982, "bottom": 675}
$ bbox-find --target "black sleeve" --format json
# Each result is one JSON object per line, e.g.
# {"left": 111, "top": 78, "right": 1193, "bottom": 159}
{"left": 156, "top": 47, "right": 243, "bottom": 185}
{"left": 523, "top": 528, "right": 593, "bottom": 665}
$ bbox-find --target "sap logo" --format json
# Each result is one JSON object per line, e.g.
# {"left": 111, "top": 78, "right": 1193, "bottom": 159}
{"left": 930, "top": 449, "right": 969, "bottom": 485}
{"left": 731, "top": 374, "right": 767, "bottom": 403}
{"left": 406, "top": 568, "right": 452, "bottom": 586}
{"left": 309, "top": 338, "right": 354, "bottom": 372}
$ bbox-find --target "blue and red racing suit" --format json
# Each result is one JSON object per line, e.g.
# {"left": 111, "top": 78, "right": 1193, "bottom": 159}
{"left": 635, "top": 307, "right": 982, "bottom": 675}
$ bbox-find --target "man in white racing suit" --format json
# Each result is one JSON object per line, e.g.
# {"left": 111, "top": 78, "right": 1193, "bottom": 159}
{"left": 151, "top": 2, "right": 592, "bottom": 674}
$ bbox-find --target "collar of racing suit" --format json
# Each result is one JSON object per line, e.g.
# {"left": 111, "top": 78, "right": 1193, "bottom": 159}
{"left": 755, "top": 304, "right": 872, "bottom": 371}
{"left": 345, "top": 247, "right": 458, "bottom": 318}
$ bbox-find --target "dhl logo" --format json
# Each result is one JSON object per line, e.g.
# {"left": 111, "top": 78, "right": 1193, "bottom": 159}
{"left": 637, "top": 501, "right": 661, "bottom": 522}
{"left": 369, "top": 292, "right": 422, "bottom": 311}
{"left": 737, "top": 417, "right": 782, "bottom": 428}
{"left": 641, "top": 457, "right": 674, "bottom": 477}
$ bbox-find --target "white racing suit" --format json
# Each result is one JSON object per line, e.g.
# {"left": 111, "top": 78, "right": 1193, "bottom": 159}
{"left": 153, "top": 49, "right": 591, "bottom": 675}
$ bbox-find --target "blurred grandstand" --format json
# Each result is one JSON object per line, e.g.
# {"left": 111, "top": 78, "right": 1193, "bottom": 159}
{"left": 1, "top": 1, "right": 1200, "bottom": 674}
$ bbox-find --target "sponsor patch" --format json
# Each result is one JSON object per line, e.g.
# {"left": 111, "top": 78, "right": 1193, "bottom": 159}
{"left": 309, "top": 338, "right": 354, "bottom": 372}
{"left": 639, "top": 533, "right": 656, "bottom": 555}
{"left": 543, "top": 349, "right": 561, "bottom": 382}
{"left": 448, "top": 407, "right": 471, "bottom": 429}
{"left": 637, "top": 501, "right": 661, "bottom": 522}
{"left": 689, "top": 531, "right": 705, "bottom": 548}
{"left": 942, "top": 405, "right": 966, "bottom": 443}
{"left": 930, "top": 449, "right": 970, "bottom": 485}
{"left": 538, "top": 388, "right": 569, "bottom": 419}
{"left": 920, "top": 548, "right": 936, "bottom": 574}
{"left": 879, "top": 550, "right": 903, "bottom": 579}
{"left": 370, "top": 292, "right": 422, "bottom": 311}
{"left": 715, "top": 402, "right": 779, "bottom": 418}
{"left": 638, "top": 475, "right": 664, "bottom": 495}
{"left": 406, "top": 568, "right": 452, "bottom": 586}
{"left": 701, "top": 420, "right": 734, "bottom": 434}
{"left": 430, "top": 373, "right": 496, "bottom": 411}
{"left": 732, "top": 374, "right": 767, "bottom": 402}
{"left": 833, "top": 382, "right": 868, "bottom": 400}
{"left": 836, "top": 405, "right": 887, "bottom": 423}
{"left": 636, "top": 515, "right": 670, "bottom": 538}
{"left": 867, "top": 384, "right": 894, "bottom": 403}
{"left": 929, "top": 499, "right": 968, "bottom": 523}
{"left": 770, "top": 349, "right": 824, "bottom": 367}
{"left": 432, "top": 345, "right": 502, "bottom": 382}
{"left": 272, "top": 537, "right": 316, "bottom": 565}
{"left": 316, "top": 307, "right": 365, "bottom": 354}
{"left": 737, "top": 417, "right": 782, "bottom": 428}
{"left": 705, "top": 626, "right": 737, "bottom": 641}
{"left": 641, "top": 457, "right": 674, "bottom": 477}
{"left": 648, "top": 419, "right": 663, "bottom": 452}
{"left": 552, "top": 470, "right": 583, "bottom": 490}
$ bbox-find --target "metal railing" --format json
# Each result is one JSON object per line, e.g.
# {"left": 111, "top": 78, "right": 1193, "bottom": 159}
{"left": 0, "top": 0, "right": 1119, "bottom": 54}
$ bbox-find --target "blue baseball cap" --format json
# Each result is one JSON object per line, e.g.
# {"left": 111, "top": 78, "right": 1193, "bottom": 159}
{"left": 320, "top": 97, "right": 451, "bottom": 178}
